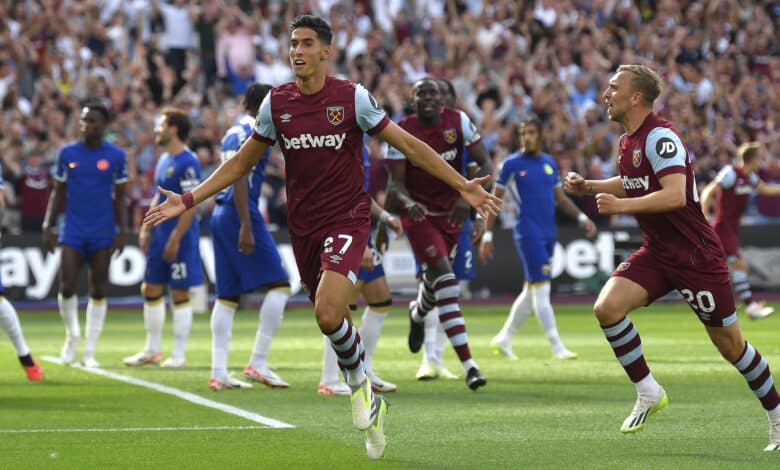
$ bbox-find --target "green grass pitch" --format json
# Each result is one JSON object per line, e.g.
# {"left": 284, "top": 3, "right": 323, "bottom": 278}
{"left": 1, "top": 302, "right": 779, "bottom": 469}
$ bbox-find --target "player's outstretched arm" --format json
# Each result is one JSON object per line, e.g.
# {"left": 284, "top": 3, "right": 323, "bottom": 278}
{"left": 699, "top": 179, "right": 720, "bottom": 220}
{"left": 756, "top": 180, "right": 780, "bottom": 197}
{"left": 42, "top": 180, "right": 66, "bottom": 253}
{"left": 564, "top": 173, "right": 627, "bottom": 198}
{"left": 378, "top": 121, "right": 501, "bottom": 219}
{"left": 144, "top": 138, "right": 268, "bottom": 227}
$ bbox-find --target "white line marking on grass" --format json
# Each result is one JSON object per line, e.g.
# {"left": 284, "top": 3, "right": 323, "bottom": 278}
{"left": 0, "top": 425, "right": 269, "bottom": 434}
{"left": 41, "top": 356, "right": 295, "bottom": 429}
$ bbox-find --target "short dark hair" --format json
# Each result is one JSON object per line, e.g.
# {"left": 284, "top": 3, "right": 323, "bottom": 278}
{"left": 520, "top": 117, "right": 543, "bottom": 135}
{"left": 244, "top": 83, "right": 272, "bottom": 115}
{"left": 289, "top": 15, "right": 332, "bottom": 44}
{"left": 82, "top": 100, "right": 110, "bottom": 122}
{"left": 161, "top": 107, "right": 192, "bottom": 142}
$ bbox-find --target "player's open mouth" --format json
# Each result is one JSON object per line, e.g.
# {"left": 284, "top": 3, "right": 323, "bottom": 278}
{"left": 293, "top": 60, "right": 305, "bottom": 67}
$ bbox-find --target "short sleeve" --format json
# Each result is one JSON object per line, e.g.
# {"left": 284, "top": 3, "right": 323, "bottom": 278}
{"left": 645, "top": 127, "right": 687, "bottom": 175}
{"left": 714, "top": 165, "right": 736, "bottom": 189}
{"left": 220, "top": 132, "right": 241, "bottom": 162}
{"left": 496, "top": 156, "right": 515, "bottom": 189}
{"left": 355, "top": 84, "right": 390, "bottom": 135}
{"left": 115, "top": 149, "right": 128, "bottom": 184}
{"left": 54, "top": 147, "right": 68, "bottom": 182}
{"left": 548, "top": 157, "right": 562, "bottom": 187}
{"left": 252, "top": 93, "right": 277, "bottom": 142}
{"left": 459, "top": 111, "right": 481, "bottom": 147}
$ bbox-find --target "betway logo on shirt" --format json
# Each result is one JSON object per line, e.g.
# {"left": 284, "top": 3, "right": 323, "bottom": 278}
{"left": 280, "top": 132, "right": 346, "bottom": 150}
{"left": 621, "top": 175, "right": 650, "bottom": 191}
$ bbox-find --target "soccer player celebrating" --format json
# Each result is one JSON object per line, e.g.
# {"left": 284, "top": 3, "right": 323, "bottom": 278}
{"left": 385, "top": 77, "right": 493, "bottom": 391}
{"left": 43, "top": 101, "right": 128, "bottom": 368}
{"left": 480, "top": 118, "right": 597, "bottom": 361}
{"left": 564, "top": 64, "right": 780, "bottom": 451}
{"left": 124, "top": 108, "right": 203, "bottom": 369}
{"left": 0, "top": 162, "right": 42, "bottom": 381}
{"left": 143, "top": 15, "right": 500, "bottom": 460}
{"left": 208, "top": 83, "right": 291, "bottom": 390}
{"left": 700, "top": 141, "right": 780, "bottom": 319}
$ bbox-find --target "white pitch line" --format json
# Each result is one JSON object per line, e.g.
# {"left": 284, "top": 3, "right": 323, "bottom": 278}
{"left": 0, "top": 425, "right": 269, "bottom": 434}
{"left": 41, "top": 356, "right": 295, "bottom": 429}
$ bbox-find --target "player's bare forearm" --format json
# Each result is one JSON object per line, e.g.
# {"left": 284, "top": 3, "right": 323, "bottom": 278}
{"left": 699, "top": 180, "right": 719, "bottom": 218}
{"left": 42, "top": 181, "right": 66, "bottom": 231}
{"left": 468, "top": 141, "right": 494, "bottom": 191}
{"left": 555, "top": 186, "right": 585, "bottom": 220}
{"left": 191, "top": 137, "right": 266, "bottom": 205}
{"left": 757, "top": 181, "right": 780, "bottom": 196}
{"left": 589, "top": 176, "right": 626, "bottom": 197}
{"left": 603, "top": 174, "right": 686, "bottom": 214}
{"left": 233, "top": 175, "right": 252, "bottom": 226}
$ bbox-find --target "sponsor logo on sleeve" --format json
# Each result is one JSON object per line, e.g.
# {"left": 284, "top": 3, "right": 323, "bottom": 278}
{"left": 656, "top": 137, "right": 677, "bottom": 158}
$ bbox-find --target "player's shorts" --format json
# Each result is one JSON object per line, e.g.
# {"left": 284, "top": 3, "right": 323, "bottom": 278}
{"left": 513, "top": 231, "right": 555, "bottom": 283}
{"left": 60, "top": 234, "right": 114, "bottom": 261}
{"left": 714, "top": 225, "right": 740, "bottom": 258}
{"left": 211, "top": 205, "right": 288, "bottom": 297}
{"left": 357, "top": 236, "right": 386, "bottom": 284}
{"left": 144, "top": 230, "right": 204, "bottom": 290}
{"left": 291, "top": 217, "right": 370, "bottom": 302}
{"left": 402, "top": 214, "right": 460, "bottom": 271}
{"left": 613, "top": 245, "right": 736, "bottom": 327}
{"left": 452, "top": 221, "right": 475, "bottom": 280}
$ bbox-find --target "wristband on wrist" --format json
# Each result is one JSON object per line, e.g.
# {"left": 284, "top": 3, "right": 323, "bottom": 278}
{"left": 577, "top": 213, "right": 588, "bottom": 224}
{"left": 182, "top": 191, "right": 195, "bottom": 210}
{"left": 482, "top": 231, "right": 493, "bottom": 243}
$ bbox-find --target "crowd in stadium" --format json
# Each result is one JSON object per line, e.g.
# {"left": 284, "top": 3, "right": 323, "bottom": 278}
{"left": 0, "top": 0, "right": 779, "bottom": 234}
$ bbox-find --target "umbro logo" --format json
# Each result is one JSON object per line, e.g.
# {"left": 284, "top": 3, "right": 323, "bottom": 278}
{"left": 281, "top": 113, "right": 292, "bottom": 123}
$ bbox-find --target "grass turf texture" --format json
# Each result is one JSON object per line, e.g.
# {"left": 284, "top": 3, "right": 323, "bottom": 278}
{"left": 1, "top": 303, "right": 779, "bottom": 469}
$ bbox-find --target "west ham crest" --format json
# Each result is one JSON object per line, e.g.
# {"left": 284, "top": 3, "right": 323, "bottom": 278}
{"left": 442, "top": 128, "right": 457, "bottom": 144}
{"left": 327, "top": 106, "right": 344, "bottom": 126}
{"left": 632, "top": 149, "right": 642, "bottom": 168}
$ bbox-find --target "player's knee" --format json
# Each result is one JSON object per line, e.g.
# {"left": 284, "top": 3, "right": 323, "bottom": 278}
{"left": 710, "top": 332, "right": 745, "bottom": 363}
{"left": 314, "top": 297, "right": 345, "bottom": 332}
{"left": 593, "top": 297, "right": 624, "bottom": 324}
{"left": 60, "top": 288, "right": 76, "bottom": 298}
{"left": 218, "top": 295, "right": 240, "bottom": 305}
{"left": 368, "top": 298, "right": 392, "bottom": 313}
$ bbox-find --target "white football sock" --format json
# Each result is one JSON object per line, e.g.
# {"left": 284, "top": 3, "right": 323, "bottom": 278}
{"left": 531, "top": 283, "right": 565, "bottom": 352}
{"left": 434, "top": 322, "right": 447, "bottom": 367}
{"left": 143, "top": 299, "right": 165, "bottom": 354}
{"left": 210, "top": 300, "right": 236, "bottom": 381}
{"left": 421, "top": 307, "right": 439, "bottom": 365}
{"left": 635, "top": 373, "right": 661, "bottom": 396}
{"left": 358, "top": 307, "right": 387, "bottom": 374}
{"left": 250, "top": 288, "right": 289, "bottom": 369}
{"left": 171, "top": 302, "right": 193, "bottom": 360}
{"left": 58, "top": 293, "right": 80, "bottom": 340}
{"left": 497, "top": 285, "right": 533, "bottom": 340}
{"left": 82, "top": 298, "right": 107, "bottom": 360}
{"left": 320, "top": 335, "right": 342, "bottom": 384}
{"left": 0, "top": 297, "right": 29, "bottom": 356}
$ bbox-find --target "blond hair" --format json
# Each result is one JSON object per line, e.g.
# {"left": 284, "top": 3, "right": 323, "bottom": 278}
{"left": 737, "top": 141, "right": 761, "bottom": 164}
{"left": 616, "top": 64, "right": 663, "bottom": 105}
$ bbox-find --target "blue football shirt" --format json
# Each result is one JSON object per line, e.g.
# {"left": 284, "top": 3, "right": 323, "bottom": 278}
{"left": 215, "top": 114, "right": 268, "bottom": 217}
{"left": 54, "top": 141, "right": 128, "bottom": 239}
{"left": 153, "top": 148, "right": 201, "bottom": 236}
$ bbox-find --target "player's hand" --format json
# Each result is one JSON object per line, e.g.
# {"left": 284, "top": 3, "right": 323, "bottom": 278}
{"left": 595, "top": 193, "right": 622, "bottom": 215}
{"left": 238, "top": 223, "right": 255, "bottom": 255}
{"left": 375, "top": 224, "right": 390, "bottom": 255}
{"left": 564, "top": 172, "right": 588, "bottom": 196}
{"left": 459, "top": 176, "right": 502, "bottom": 220}
{"left": 360, "top": 246, "right": 375, "bottom": 271}
{"left": 448, "top": 199, "right": 470, "bottom": 228}
{"left": 479, "top": 239, "right": 493, "bottom": 264}
{"left": 42, "top": 226, "right": 58, "bottom": 254}
{"left": 382, "top": 213, "right": 403, "bottom": 239}
{"left": 580, "top": 216, "right": 597, "bottom": 238}
{"left": 143, "top": 187, "right": 186, "bottom": 227}
{"left": 112, "top": 233, "right": 125, "bottom": 256}
{"left": 162, "top": 237, "right": 180, "bottom": 262}
{"left": 405, "top": 200, "right": 429, "bottom": 222}
{"left": 471, "top": 217, "right": 486, "bottom": 244}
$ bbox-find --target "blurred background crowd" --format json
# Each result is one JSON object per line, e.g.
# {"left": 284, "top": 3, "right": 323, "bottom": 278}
{"left": 1, "top": 0, "right": 779, "bottom": 235}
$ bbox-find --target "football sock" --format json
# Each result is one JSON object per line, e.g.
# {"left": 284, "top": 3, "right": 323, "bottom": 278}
{"left": 635, "top": 373, "right": 661, "bottom": 396}
{"left": 320, "top": 335, "right": 342, "bottom": 384}
{"left": 531, "top": 283, "right": 565, "bottom": 352}
{"left": 171, "top": 301, "right": 193, "bottom": 360}
{"left": 498, "top": 284, "right": 533, "bottom": 340}
{"left": 358, "top": 306, "right": 388, "bottom": 374}
{"left": 412, "top": 277, "right": 436, "bottom": 322}
{"left": 434, "top": 320, "right": 447, "bottom": 366}
{"left": 421, "top": 307, "right": 439, "bottom": 365}
{"left": 82, "top": 298, "right": 106, "bottom": 360}
{"left": 18, "top": 354, "right": 34, "bottom": 367}
{"left": 732, "top": 341, "right": 780, "bottom": 411}
{"left": 58, "top": 293, "right": 80, "bottom": 341}
{"left": 250, "top": 287, "right": 289, "bottom": 369}
{"left": 601, "top": 316, "right": 651, "bottom": 383}
{"left": 210, "top": 299, "right": 237, "bottom": 381}
{"left": 0, "top": 296, "right": 30, "bottom": 356}
{"left": 731, "top": 269, "right": 754, "bottom": 305}
{"left": 768, "top": 404, "right": 780, "bottom": 424}
{"left": 325, "top": 318, "right": 366, "bottom": 389}
{"left": 433, "top": 273, "right": 476, "bottom": 372}
{"left": 143, "top": 298, "right": 165, "bottom": 354}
